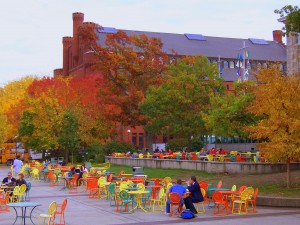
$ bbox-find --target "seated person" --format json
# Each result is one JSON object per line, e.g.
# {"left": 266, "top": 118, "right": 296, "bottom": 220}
{"left": 165, "top": 179, "right": 186, "bottom": 215}
{"left": 67, "top": 167, "right": 76, "bottom": 177}
{"left": 184, "top": 176, "right": 203, "bottom": 214}
{"left": 16, "top": 173, "right": 27, "bottom": 187}
{"left": 2, "top": 172, "right": 17, "bottom": 186}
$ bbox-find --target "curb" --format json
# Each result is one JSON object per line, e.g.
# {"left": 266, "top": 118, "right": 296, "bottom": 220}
{"left": 257, "top": 196, "right": 300, "bottom": 208}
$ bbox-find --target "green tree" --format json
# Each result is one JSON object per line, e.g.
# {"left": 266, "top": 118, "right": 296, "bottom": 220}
{"left": 275, "top": 5, "right": 300, "bottom": 35}
{"left": 140, "top": 56, "right": 224, "bottom": 146}
{"left": 205, "top": 81, "right": 258, "bottom": 137}
{"left": 58, "top": 110, "right": 81, "bottom": 164}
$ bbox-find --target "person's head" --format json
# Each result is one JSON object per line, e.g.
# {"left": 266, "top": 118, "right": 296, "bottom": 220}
{"left": 7, "top": 172, "right": 12, "bottom": 178}
{"left": 18, "top": 173, "right": 24, "bottom": 180}
{"left": 71, "top": 167, "right": 75, "bottom": 172}
{"left": 16, "top": 155, "right": 20, "bottom": 159}
{"left": 190, "top": 176, "right": 197, "bottom": 182}
{"left": 176, "top": 179, "right": 182, "bottom": 185}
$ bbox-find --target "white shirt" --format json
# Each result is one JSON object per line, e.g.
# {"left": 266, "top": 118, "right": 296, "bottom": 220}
{"left": 13, "top": 159, "right": 23, "bottom": 173}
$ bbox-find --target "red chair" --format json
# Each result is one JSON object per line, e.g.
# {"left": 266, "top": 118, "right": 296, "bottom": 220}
{"left": 87, "top": 179, "right": 99, "bottom": 198}
{"left": 199, "top": 181, "right": 208, "bottom": 192}
{"left": 0, "top": 193, "right": 10, "bottom": 212}
{"left": 53, "top": 198, "right": 67, "bottom": 225}
{"left": 169, "top": 192, "right": 182, "bottom": 217}
{"left": 212, "top": 191, "right": 227, "bottom": 216}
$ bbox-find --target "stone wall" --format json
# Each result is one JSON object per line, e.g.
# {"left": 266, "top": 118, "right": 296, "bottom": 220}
{"left": 105, "top": 156, "right": 300, "bottom": 174}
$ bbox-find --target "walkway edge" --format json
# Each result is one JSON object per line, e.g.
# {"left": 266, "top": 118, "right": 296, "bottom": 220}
{"left": 257, "top": 196, "right": 300, "bottom": 208}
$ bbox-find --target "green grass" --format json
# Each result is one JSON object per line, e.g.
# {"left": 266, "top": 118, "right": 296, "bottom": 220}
{"left": 107, "top": 164, "right": 300, "bottom": 198}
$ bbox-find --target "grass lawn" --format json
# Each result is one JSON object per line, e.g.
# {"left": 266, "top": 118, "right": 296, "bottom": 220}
{"left": 108, "top": 164, "right": 300, "bottom": 198}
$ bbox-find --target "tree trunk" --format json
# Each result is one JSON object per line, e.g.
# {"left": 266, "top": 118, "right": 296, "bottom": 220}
{"left": 287, "top": 160, "right": 291, "bottom": 188}
{"left": 42, "top": 150, "right": 46, "bottom": 161}
{"left": 64, "top": 149, "right": 69, "bottom": 163}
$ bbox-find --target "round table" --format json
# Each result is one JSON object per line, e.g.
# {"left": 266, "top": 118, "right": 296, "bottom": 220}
{"left": 128, "top": 190, "right": 149, "bottom": 212}
{"left": 7, "top": 202, "right": 41, "bottom": 225}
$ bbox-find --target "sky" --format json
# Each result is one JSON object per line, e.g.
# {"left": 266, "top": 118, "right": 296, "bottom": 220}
{"left": 0, "top": 0, "right": 298, "bottom": 85}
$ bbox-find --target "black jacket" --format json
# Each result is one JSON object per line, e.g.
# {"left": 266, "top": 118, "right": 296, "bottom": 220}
{"left": 2, "top": 177, "right": 17, "bottom": 186}
{"left": 187, "top": 181, "right": 204, "bottom": 203}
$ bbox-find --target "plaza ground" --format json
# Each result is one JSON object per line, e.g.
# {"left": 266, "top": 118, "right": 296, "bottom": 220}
{"left": 1, "top": 167, "right": 300, "bottom": 225}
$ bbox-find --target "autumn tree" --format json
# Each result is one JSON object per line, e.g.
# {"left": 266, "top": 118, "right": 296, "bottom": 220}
{"left": 246, "top": 66, "right": 300, "bottom": 188}
{"left": 140, "top": 56, "right": 224, "bottom": 146}
{"left": 205, "top": 81, "right": 258, "bottom": 138}
{"left": 79, "top": 24, "right": 170, "bottom": 127}
{"left": 275, "top": 5, "right": 300, "bottom": 35}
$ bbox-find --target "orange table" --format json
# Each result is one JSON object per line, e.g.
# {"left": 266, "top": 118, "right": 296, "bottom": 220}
{"left": 148, "top": 185, "right": 162, "bottom": 199}
{"left": 218, "top": 190, "right": 239, "bottom": 211}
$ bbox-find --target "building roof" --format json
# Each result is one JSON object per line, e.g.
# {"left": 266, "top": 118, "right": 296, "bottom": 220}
{"left": 97, "top": 29, "right": 286, "bottom": 62}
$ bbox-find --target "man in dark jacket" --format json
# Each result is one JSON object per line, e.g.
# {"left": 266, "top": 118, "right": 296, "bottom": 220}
{"left": 184, "top": 176, "right": 204, "bottom": 214}
{"left": 2, "top": 172, "right": 17, "bottom": 186}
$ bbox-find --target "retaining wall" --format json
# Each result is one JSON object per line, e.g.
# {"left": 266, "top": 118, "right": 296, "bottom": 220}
{"left": 105, "top": 156, "right": 300, "bottom": 174}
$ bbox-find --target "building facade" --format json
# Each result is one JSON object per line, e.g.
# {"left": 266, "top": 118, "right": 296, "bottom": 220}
{"left": 54, "top": 12, "right": 287, "bottom": 149}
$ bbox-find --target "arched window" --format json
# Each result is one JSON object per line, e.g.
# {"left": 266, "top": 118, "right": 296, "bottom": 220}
{"left": 229, "top": 61, "right": 235, "bottom": 68}
{"left": 257, "top": 62, "right": 262, "bottom": 70}
{"left": 223, "top": 61, "right": 229, "bottom": 68}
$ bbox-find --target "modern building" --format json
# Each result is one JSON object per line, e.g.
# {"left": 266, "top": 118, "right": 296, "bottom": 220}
{"left": 54, "top": 12, "right": 287, "bottom": 149}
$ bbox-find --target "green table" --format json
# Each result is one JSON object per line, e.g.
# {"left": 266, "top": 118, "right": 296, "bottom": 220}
{"left": 7, "top": 202, "right": 41, "bottom": 225}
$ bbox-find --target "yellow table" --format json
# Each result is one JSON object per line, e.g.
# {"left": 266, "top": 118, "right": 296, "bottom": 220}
{"left": 128, "top": 190, "right": 149, "bottom": 212}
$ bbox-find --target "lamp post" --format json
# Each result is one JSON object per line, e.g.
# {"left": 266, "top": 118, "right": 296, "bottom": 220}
{"left": 127, "top": 129, "right": 131, "bottom": 143}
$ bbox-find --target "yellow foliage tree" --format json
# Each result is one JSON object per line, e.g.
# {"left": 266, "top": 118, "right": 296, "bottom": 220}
{"left": 0, "top": 76, "right": 35, "bottom": 144}
{"left": 247, "top": 66, "right": 300, "bottom": 188}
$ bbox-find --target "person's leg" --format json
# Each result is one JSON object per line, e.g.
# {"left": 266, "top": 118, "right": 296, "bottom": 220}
{"left": 184, "top": 197, "right": 198, "bottom": 214}
{"left": 166, "top": 200, "right": 170, "bottom": 213}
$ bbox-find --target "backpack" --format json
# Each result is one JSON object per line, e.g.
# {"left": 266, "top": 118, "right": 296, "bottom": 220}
{"left": 181, "top": 209, "right": 195, "bottom": 219}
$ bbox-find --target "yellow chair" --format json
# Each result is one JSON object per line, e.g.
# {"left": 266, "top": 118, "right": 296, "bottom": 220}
{"left": 98, "top": 162, "right": 110, "bottom": 170}
{"left": 163, "top": 177, "right": 172, "bottom": 186}
{"left": 195, "top": 188, "right": 206, "bottom": 214}
{"left": 150, "top": 188, "right": 165, "bottom": 212}
{"left": 166, "top": 183, "right": 173, "bottom": 192}
{"left": 31, "top": 168, "right": 40, "bottom": 181}
{"left": 207, "top": 155, "right": 214, "bottom": 161}
{"left": 98, "top": 177, "right": 109, "bottom": 199}
{"left": 136, "top": 183, "right": 145, "bottom": 191}
{"left": 38, "top": 201, "right": 57, "bottom": 225}
{"left": 139, "top": 154, "right": 144, "bottom": 158}
{"left": 232, "top": 189, "right": 251, "bottom": 214}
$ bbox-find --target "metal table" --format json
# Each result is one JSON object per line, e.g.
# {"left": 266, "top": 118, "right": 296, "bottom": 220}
{"left": 7, "top": 202, "right": 41, "bottom": 225}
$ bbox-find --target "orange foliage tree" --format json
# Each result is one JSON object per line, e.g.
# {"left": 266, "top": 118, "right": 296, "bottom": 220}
{"left": 79, "top": 24, "right": 170, "bottom": 127}
{"left": 246, "top": 66, "right": 300, "bottom": 188}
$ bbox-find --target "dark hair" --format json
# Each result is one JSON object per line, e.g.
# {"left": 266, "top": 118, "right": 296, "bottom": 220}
{"left": 190, "top": 176, "right": 196, "bottom": 182}
{"left": 176, "top": 179, "right": 182, "bottom": 184}
{"left": 16, "top": 155, "right": 20, "bottom": 159}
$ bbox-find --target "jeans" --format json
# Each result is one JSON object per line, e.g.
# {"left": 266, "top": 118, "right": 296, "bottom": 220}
{"left": 166, "top": 199, "right": 184, "bottom": 213}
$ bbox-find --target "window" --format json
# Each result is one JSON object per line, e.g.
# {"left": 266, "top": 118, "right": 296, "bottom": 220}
{"left": 257, "top": 63, "right": 262, "bottom": 70}
{"left": 138, "top": 133, "right": 144, "bottom": 148}
{"left": 279, "top": 64, "right": 284, "bottom": 71}
{"left": 163, "top": 134, "right": 167, "bottom": 143}
{"left": 229, "top": 61, "right": 235, "bottom": 68}
{"left": 263, "top": 63, "right": 268, "bottom": 68}
{"left": 132, "top": 133, "right": 137, "bottom": 146}
{"left": 226, "top": 84, "right": 230, "bottom": 90}
{"left": 224, "top": 61, "right": 229, "bottom": 68}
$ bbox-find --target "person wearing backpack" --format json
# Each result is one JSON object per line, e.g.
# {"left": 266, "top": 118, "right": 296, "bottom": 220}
{"left": 184, "top": 176, "right": 204, "bottom": 214}
{"left": 164, "top": 179, "right": 186, "bottom": 215}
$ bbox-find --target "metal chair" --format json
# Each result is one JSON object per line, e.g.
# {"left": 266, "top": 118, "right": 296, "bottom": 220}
{"left": 38, "top": 201, "right": 57, "bottom": 225}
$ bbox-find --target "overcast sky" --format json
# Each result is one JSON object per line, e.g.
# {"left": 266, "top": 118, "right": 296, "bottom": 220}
{"left": 0, "top": 0, "right": 298, "bottom": 85}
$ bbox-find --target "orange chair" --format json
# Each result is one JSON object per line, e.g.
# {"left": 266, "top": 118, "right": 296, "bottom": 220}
{"left": 0, "top": 192, "right": 10, "bottom": 212}
{"left": 68, "top": 174, "right": 79, "bottom": 194}
{"left": 169, "top": 192, "right": 182, "bottom": 217}
{"left": 217, "top": 180, "right": 222, "bottom": 188}
{"left": 247, "top": 188, "right": 259, "bottom": 213}
{"left": 87, "top": 179, "right": 99, "bottom": 198}
{"left": 53, "top": 198, "right": 68, "bottom": 225}
{"left": 107, "top": 173, "right": 113, "bottom": 182}
{"left": 199, "top": 181, "right": 208, "bottom": 192}
{"left": 212, "top": 191, "right": 227, "bottom": 216}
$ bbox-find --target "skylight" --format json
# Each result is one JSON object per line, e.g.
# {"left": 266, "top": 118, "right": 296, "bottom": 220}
{"left": 98, "top": 27, "right": 117, "bottom": 34}
{"left": 184, "top": 33, "right": 206, "bottom": 41}
{"left": 249, "top": 38, "right": 269, "bottom": 45}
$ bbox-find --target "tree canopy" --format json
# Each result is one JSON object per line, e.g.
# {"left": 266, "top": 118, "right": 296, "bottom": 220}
{"left": 275, "top": 5, "right": 300, "bottom": 35}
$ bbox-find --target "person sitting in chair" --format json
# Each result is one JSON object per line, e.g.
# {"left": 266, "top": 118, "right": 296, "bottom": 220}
{"left": 184, "top": 176, "right": 203, "bottom": 214}
{"left": 165, "top": 179, "right": 186, "bottom": 215}
{"left": 2, "top": 172, "right": 17, "bottom": 186}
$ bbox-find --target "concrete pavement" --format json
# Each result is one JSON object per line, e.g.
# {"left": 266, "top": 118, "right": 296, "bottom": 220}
{"left": 1, "top": 167, "right": 299, "bottom": 225}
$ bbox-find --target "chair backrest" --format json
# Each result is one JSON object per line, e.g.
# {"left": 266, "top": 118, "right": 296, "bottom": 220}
{"left": 19, "top": 184, "right": 27, "bottom": 194}
{"left": 119, "top": 182, "right": 128, "bottom": 191}
{"left": 163, "top": 177, "right": 172, "bottom": 185}
{"left": 199, "top": 181, "right": 208, "bottom": 191}
{"left": 253, "top": 188, "right": 259, "bottom": 200}
{"left": 154, "top": 179, "right": 161, "bottom": 186}
{"left": 238, "top": 185, "right": 247, "bottom": 193}
{"left": 118, "top": 170, "right": 125, "bottom": 178}
{"left": 169, "top": 192, "right": 181, "bottom": 204}
{"left": 147, "top": 181, "right": 154, "bottom": 186}
{"left": 71, "top": 173, "right": 79, "bottom": 182}
{"left": 217, "top": 180, "right": 222, "bottom": 188}
{"left": 61, "top": 199, "right": 68, "bottom": 212}
{"left": 145, "top": 187, "right": 152, "bottom": 198}
{"left": 107, "top": 173, "right": 113, "bottom": 182}
{"left": 239, "top": 190, "right": 250, "bottom": 201}
{"left": 48, "top": 201, "right": 57, "bottom": 214}
{"left": 137, "top": 183, "right": 145, "bottom": 191}
{"left": 158, "top": 188, "right": 165, "bottom": 199}
{"left": 207, "top": 155, "right": 214, "bottom": 161}
{"left": 166, "top": 183, "right": 173, "bottom": 191}
{"left": 119, "top": 190, "right": 130, "bottom": 200}
{"left": 231, "top": 185, "right": 236, "bottom": 191}
{"left": 108, "top": 183, "right": 116, "bottom": 194}
{"left": 212, "top": 191, "right": 223, "bottom": 202}
{"left": 200, "top": 188, "right": 206, "bottom": 198}
{"left": 13, "top": 186, "right": 20, "bottom": 195}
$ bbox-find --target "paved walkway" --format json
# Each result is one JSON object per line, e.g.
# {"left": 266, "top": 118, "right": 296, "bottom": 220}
{"left": 1, "top": 167, "right": 300, "bottom": 225}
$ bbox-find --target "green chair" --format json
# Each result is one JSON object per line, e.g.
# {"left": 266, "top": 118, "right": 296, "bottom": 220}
{"left": 141, "top": 187, "right": 152, "bottom": 210}
{"left": 107, "top": 183, "right": 116, "bottom": 206}
{"left": 118, "top": 190, "right": 133, "bottom": 213}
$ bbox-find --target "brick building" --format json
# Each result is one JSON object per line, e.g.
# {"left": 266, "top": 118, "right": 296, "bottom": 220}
{"left": 54, "top": 12, "right": 287, "bottom": 149}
